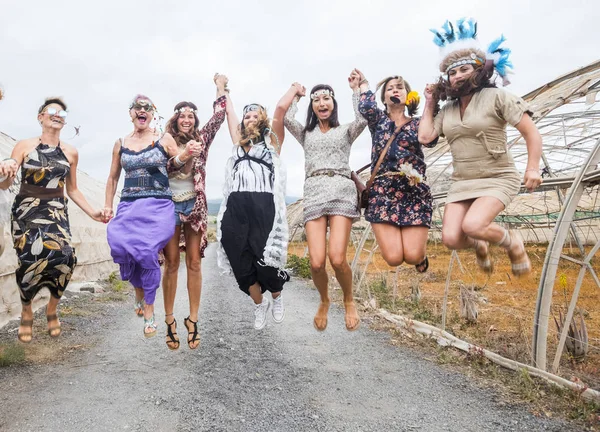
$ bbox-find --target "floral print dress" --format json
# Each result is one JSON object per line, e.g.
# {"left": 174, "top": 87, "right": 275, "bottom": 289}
{"left": 11, "top": 143, "right": 76, "bottom": 304}
{"left": 170, "top": 95, "right": 227, "bottom": 258}
{"left": 358, "top": 90, "right": 438, "bottom": 227}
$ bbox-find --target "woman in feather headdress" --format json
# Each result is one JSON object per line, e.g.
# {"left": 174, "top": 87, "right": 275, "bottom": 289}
{"left": 0, "top": 97, "right": 103, "bottom": 343}
{"left": 418, "top": 18, "right": 543, "bottom": 276}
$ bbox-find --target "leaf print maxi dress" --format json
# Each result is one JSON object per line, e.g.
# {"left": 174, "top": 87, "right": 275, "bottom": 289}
{"left": 11, "top": 142, "right": 76, "bottom": 304}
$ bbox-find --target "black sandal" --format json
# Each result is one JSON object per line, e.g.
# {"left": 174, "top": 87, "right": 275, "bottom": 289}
{"left": 415, "top": 256, "right": 429, "bottom": 273}
{"left": 184, "top": 316, "right": 200, "bottom": 350}
{"left": 47, "top": 314, "right": 61, "bottom": 338}
{"left": 165, "top": 316, "right": 180, "bottom": 351}
{"left": 18, "top": 318, "right": 33, "bottom": 343}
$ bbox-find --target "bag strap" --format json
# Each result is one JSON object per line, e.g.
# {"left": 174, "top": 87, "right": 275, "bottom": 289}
{"left": 365, "top": 122, "right": 405, "bottom": 189}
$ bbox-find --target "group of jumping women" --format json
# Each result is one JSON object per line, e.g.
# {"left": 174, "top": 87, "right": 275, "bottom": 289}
{"left": 0, "top": 18, "right": 543, "bottom": 349}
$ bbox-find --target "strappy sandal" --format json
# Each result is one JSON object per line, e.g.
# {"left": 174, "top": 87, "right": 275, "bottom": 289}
{"left": 144, "top": 315, "right": 157, "bottom": 338}
{"left": 47, "top": 314, "right": 61, "bottom": 338}
{"left": 184, "top": 316, "right": 200, "bottom": 350}
{"left": 134, "top": 299, "right": 145, "bottom": 317}
{"left": 415, "top": 256, "right": 429, "bottom": 273}
{"left": 475, "top": 240, "right": 494, "bottom": 275}
{"left": 507, "top": 231, "right": 531, "bottom": 277}
{"left": 165, "top": 315, "right": 180, "bottom": 351}
{"left": 18, "top": 318, "right": 33, "bottom": 343}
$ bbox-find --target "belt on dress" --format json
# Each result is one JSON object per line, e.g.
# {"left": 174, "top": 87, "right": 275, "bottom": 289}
{"left": 18, "top": 183, "right": 64, "bottom": 199}
{"left": 307, "top": 169, "right": 351, "bottom": 179}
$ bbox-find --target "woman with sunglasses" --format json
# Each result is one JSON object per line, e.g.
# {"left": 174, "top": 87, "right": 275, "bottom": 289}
{"left": 161, "top": 74, "right": 228, "bottom": 350}
{"left": 216, "top": 88, "right": 292, "bottom": 330}
{"left": 279, "top": 72, "right": 367, "bottom": 332}
{"left": 104, "top": 95, "right": 201, "bottom": 338}
{"left": 0, "top": 97, "right": 103, "bottom": 343}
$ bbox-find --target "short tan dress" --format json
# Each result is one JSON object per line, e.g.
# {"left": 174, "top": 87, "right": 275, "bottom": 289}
{"left": 433, "top": 87, "right": 532, "bottom": 208}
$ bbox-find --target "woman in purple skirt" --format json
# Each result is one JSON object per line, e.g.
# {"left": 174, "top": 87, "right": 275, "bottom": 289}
{"left": 103, "top": 95, "right": 201, "bottom": 337}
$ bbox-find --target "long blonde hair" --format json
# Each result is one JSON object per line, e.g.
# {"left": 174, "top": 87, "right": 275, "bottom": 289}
{"left": 239, "top": 107, "right": 272, "bottom": 147}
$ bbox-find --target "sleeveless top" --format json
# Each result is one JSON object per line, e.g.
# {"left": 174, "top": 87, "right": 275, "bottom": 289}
{"left": 20, "top": 142, "right": 70, "bottom": 191}
{"left": 119, "top": 139, "right": 172, "bottom": 201}
{"left": 229, "top": 142, "right": 274, "bottom": 193}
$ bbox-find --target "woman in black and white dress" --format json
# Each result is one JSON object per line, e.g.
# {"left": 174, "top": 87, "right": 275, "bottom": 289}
{"left": 217, "top": 85, "right": 296, "bottom": 330}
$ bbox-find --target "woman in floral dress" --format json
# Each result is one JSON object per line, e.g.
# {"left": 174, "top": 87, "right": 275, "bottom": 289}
{"left": 280, "top": 71, "right": 367, "bottom": 332}
{"left": 357, "top": 71, "right": 438, "bottom": 272}
{"left": 0, "top": 97, "right": 103, "bottom": 343}
{"left": 161, "top": 74, "right": 228, "bottom": 350}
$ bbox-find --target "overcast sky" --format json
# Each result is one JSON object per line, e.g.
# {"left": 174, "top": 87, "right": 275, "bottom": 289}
{"left": 1, "top": 0, "right": 598, "bottom": 199}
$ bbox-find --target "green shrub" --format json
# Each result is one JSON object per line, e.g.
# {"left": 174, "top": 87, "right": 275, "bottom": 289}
{"left": 287, "top": 254, "right": 311, "bottom": 279}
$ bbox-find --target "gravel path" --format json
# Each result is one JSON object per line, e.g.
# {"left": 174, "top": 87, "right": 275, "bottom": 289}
{"left": 0, "top": 243, "right": 576, "bottom": 431}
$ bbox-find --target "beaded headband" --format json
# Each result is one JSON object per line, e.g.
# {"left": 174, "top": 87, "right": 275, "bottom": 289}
{"left": 445, "top": 52, "right": 485, "bottom": 73}
{"left": 310, "top": 89, "right": 334, "bottom": 100}
{"left": 243, "top": 103, "right": 264, "bottom": 116}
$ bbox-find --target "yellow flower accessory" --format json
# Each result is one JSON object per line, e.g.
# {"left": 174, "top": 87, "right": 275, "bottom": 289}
{"left": 406, "top": 91, "right": 420, "bottom": 106}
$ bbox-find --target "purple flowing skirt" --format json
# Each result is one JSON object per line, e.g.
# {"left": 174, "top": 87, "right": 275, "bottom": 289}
{"left": 107, "top": 198, "right": 174, "bottom": 304}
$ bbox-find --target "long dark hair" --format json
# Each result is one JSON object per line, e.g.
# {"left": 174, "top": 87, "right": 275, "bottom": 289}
{"left": 433, "top": 62, "right": 496, "bottom": 102}
{"left": 304, "top": 84, "right": 340, "bottom": 133}
{"left": 166, "top": 101, "right": 201, "bottom": 146}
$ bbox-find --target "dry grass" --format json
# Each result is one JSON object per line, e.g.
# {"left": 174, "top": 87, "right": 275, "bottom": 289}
{"left": 288, "top": 240, "right": 600, "bottom": 390}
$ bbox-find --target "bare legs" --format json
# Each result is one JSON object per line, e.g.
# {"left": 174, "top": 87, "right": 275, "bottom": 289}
{"left": 441, "top": 197, "right": 531, "bottom": 275}
{"left": 162, "top": 223, "right": 204, "bottom": 349}
{"left": 306, "top": 215, "right": 359, "bottom": 331}
{"left": 371, "top": 223, "right": 429, "bottom": 267}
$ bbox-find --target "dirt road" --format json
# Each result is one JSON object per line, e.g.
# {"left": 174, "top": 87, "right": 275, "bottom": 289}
{"left": 0, "top": 244, "right": 575, "bottom": 431}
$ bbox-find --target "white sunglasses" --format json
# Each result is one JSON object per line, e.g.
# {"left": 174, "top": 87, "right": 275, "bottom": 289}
{"left": 44, "top": 107, "right": 68, "bottom": 119}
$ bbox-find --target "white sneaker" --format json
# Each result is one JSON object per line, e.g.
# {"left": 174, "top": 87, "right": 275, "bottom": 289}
{"left": 272, "top": 294, "right": 285, "bottom": 324}
{"left": 254, "top": 297, "right": 271, "bottom": 330}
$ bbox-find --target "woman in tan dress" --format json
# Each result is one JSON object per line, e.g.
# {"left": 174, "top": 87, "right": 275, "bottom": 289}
{"left": 418, "top": 18, "right": 543, "bottom": 275}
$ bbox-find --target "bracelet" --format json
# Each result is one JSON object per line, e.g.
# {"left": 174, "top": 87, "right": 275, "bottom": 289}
{"left": 174, "top": 154, "right": 185, "bottom": 167}
{"left": 525, "top": 168, "right": 540, "bottom": 172}
{"left": 2, "top": 157, "right": 17, "bottom": 163}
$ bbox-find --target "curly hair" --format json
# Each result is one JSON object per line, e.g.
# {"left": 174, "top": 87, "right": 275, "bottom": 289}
{"left": 432, "top": 62, "right": 496, "bottom": 103}
{"left": 376, "top": 76, "right": 419, "bottom": 117}
{"left": 38, "top": 96, "right": 67, "bottom": 113}
{"left": 239, "top": 107, "right": 272, "bottom": 147}
{"left": 166, "top": 101, "right": 201, "bottom": 147}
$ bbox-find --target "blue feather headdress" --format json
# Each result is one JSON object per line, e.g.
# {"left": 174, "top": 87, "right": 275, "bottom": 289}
{"left": 430, "top": 18, "right": 513, "bottom": 85}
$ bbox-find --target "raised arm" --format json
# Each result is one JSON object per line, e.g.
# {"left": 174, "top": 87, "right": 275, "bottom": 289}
{"left": 283, "top": 83, "right": 307, "bottom": 145}
{"left": 418, "top": 84, "right": 440, "bottom": 144}
{"left": 163, "top": 132, "right": 202, "bottom": 173}
{"left": 197, "top": 74, "right": 228, "bottom": 152}
{"left": 61, "top": 144, "right": 102, "bottom": 222}
{"left": 272, "top": 83, "right": 305, "bottom": 153}
{"left": 347, "top": 69, "right": 368, "bottom": 143}
{"left": 354, "top": 68, "right": 382, "bottom": 129}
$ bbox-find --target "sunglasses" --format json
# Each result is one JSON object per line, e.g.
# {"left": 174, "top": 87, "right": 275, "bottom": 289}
{"left": 44, "top": 107, "right": 68, "bottom": 119}
{"left": 131, "top": 100, "right": 155, "bottom": 112}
